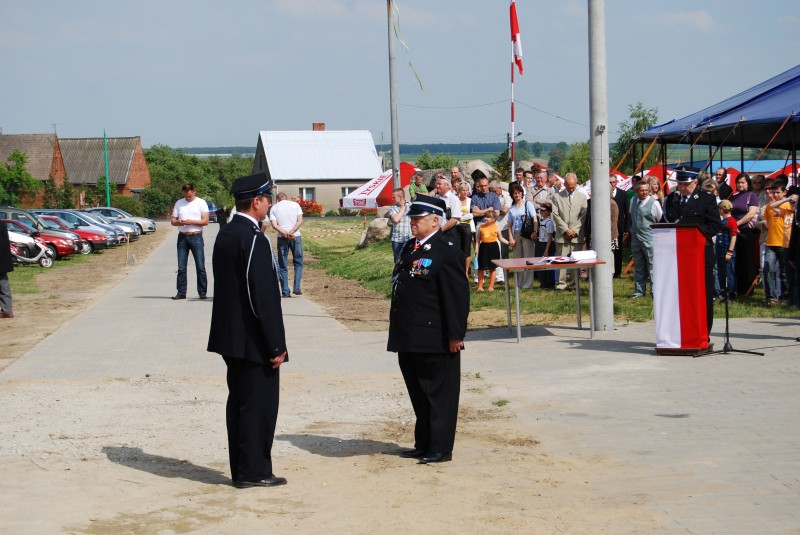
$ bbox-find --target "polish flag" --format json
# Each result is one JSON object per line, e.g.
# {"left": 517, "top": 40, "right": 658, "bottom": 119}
{"left": 510, "top": 1, "right": 523, "bottom": 75}
{"left": 653, "top": 227, "right": 709, "bottom": 350}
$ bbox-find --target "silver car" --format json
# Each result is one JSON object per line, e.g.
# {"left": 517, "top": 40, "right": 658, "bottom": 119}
{"left": 86, "top": 207, "right": 157, "bottom": 234}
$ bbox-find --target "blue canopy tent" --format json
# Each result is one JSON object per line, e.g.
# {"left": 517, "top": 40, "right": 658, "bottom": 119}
{"left": 632, "top": 65, "right": 800, "bottom": 183}
{"left": 637, "top": 64, "right": 800, "bottom": 150}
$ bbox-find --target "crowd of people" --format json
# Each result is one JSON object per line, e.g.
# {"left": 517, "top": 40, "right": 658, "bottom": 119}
{"left": 386, "top": 162, "right": 799, "bottom": 309}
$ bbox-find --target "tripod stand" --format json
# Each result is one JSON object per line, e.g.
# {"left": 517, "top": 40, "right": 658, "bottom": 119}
{"left": 701, "top": 261, "right": 764, "bottom": 357}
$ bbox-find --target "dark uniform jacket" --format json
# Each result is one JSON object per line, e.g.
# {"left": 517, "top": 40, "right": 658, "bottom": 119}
{"left": 0, "top": 221, "right": 13, "bottom": 274}
{"left": 662, "top": 189, "right": 724, "bottom": 241}
{"left": 388, "top": 230, "right": 469, "bottom": 353}
{"left": 207, "top": 214, "right": 287, "bottom": 363}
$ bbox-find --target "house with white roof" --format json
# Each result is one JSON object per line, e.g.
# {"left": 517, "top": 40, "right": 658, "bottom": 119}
{"left": 252, "top": 124, "right": 383, "bottom": 212}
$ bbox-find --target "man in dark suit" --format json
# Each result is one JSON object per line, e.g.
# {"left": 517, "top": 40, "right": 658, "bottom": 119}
{"left": 714, "top": 168, "right": 734, "bottom": 200}
{"left": 388, "top": 194, "right": 469, "bottom": 464}
{"left": 207, "top": 172, "right": 288, "bottom": 489}
{"left": 610, "top": 173, "right": 630, "bottom": 277}
{"left": 0, "top": 221, "right": 14, "bottom": 318}
{"left": 663, "top": 166, "right": 724, "bottom": 337}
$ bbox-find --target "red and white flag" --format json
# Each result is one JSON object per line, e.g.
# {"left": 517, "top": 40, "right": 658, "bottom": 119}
{"left": 653, "top": 227, "right": 709, "bottom": 350}
{"left": 510, "top": 0, "right": 523, "bottom": 75}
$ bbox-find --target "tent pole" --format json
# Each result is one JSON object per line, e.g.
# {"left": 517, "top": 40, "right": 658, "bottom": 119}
{"left": 708, "top": 142, "right": 712, "bottom": 174}
{"left": 689, "top": 134, "right": 694, "bottom": 167}
{"left": 793, "top": 123, "right": 797, "bottom": 188}
{"left": 740, "top": 126, "right": 745, "bottom": 174}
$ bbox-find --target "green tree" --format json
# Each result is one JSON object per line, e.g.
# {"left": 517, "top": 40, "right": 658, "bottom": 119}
{"left": 56, "top": 180, "right": 76, "bottom": 208}
{"left": 530, "top": 142, "right": 543, "bottom": 157}
{"left": 610, "top": 102, "right": 659, "bottom": 175}
{"left": 491, "top": 149, "right": 512, "bottom": 180}
{"left": 0, "top": 150, "right": 41, "bottom": 205}
{"left": 547, "top": 145, "right": 567, "bottom": 172}
{"left": 415, "top": 150, "right": 455, "bottom": 170}
{"left": 558, "top": 142, "right": 591, "bottom": 182}
{"left": 140, "top": 187, "right": 172, "bottom": 219}
{"left": 43, "top": 178, "right": 58, "bottom": 208}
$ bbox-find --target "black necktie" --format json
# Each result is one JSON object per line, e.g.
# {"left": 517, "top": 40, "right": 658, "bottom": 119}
{"left": 680, "top": 196, "right": 687, "bottom": 206}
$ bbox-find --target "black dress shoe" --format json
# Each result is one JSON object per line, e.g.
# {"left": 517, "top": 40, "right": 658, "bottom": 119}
{"left": 198, "top": 293, "right": 208, "bottom": 300}
{"left": 233, "top": 475, "right": 287, "bottom": 488}
{"left": 171, "top": 294, "right": 186, "bottom": 300}
{"left": 400, "top": 448, "right": 426, "bottom": 458}
{"left": 419, "top": 452, "right": 452, "bottom": 464}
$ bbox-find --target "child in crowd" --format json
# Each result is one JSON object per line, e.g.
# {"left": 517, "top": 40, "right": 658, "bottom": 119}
{"left": 475, "top": 210, "right": 509, "bottom": 292}
{"left": 715, "top": 200, "right": 739, "bottom": 301}
{"left": 536, "top": 202, "right": 556, "bottom": 288}
{"left": 763, "top": 180, "right": 794, "bottom": 304}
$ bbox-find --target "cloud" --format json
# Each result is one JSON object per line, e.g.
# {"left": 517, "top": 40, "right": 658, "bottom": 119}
{"left": 659, "top": 10, "right": 716, "bottom": 31}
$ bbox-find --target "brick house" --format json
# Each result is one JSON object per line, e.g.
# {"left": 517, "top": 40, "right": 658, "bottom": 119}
{"left": 0, "top": 133, "right": 151, "bottom": 206}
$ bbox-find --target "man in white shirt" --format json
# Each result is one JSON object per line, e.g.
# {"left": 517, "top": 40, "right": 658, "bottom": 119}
{"left": 269, "top": 192, "right": 304, "bottom": 297}
{"left": 434, "top": 174, "right": 463, "bottom": 250}
{"left": 170, "top": 183, "right": 209, "bottom": 300}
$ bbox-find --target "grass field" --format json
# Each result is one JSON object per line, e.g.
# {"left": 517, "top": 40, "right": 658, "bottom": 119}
{"left": 301, "top": 217, "right": 799, "bottom": 324}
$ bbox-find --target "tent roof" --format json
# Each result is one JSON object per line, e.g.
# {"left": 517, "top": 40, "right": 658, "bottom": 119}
{"left": 638, "top": 64, "right": 800, "bottom": 149}
{"left": 257, "top": 130, "right": 382, "bottom": 181}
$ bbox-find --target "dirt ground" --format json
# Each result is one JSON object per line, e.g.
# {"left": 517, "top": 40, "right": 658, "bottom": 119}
{"left": 0, "top": 227, "right": 659, "bottom": 534}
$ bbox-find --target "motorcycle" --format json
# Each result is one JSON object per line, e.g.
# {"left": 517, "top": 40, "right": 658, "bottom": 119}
{"left": 10, "top": 239, "right": 55, "bottom": 268}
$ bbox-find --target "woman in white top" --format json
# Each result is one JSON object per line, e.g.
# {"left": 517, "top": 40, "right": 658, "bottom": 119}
{"left": 507, "top": 182, "right": 538, "bottom": 289}
{"left": 457, "top": 183, "right": 475, "bottom": 280}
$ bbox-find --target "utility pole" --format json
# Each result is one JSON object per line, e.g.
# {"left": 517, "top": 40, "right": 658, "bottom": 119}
{"left": 387, "top": 0, "right": 400, "bottom": 189}
{"left": 588, "top": 0, "right": 614, "bottom": 331}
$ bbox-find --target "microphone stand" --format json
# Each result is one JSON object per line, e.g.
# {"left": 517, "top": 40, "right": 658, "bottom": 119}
{"left": 700, "top": 260, "right": 763, "bottom": 357}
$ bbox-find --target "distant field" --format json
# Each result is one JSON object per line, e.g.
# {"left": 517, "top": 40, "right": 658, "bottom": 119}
{"left": 400, "top": 152, "right": 549, "bottom": 165}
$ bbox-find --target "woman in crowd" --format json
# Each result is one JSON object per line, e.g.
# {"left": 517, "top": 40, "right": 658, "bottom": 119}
{"left": 507, "top": 182, "right": 538, "bottom": 289}
{"left": 730, "top": 173, "right": 760, "bottom": 297}
{"left": 456, "top": 182, "right": 475, "bottom": 280}
{"left": 649, "top": 175, "right": 664, "bottom": 206}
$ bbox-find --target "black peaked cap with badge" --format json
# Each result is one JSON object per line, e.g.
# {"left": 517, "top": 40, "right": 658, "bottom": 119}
{"left": 407, "top": 194, "right": 447, "bottom": 218}
{"left": 230, "top": 172, "right": 273, "bottom": 200}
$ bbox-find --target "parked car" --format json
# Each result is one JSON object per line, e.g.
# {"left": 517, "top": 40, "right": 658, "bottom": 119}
{"left": 40, "top": 215, "right": 112, "bottom": 254}
{"left": 0, "top": 206, "right": 52, "bottom": 232}
{"left": 85, "top": 207, "right": 157, "bottom": 234}
{"left": 80, "top": 211, "right": 140, "bottom": 241}
{"left": 33, "top": 209, "right": 126, "bottom": 246}
{"left": 1, "top": 219, "right": 78, "bottom": 258}
{"left": 206, "top": 201, "right": 218, "bottom": 223}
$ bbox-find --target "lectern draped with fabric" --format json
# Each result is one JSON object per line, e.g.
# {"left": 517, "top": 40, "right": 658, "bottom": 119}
{"left": 652, "top": 224, "right": 709, "bottom": 355}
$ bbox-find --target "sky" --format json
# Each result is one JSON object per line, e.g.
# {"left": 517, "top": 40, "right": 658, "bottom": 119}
{"left": 1, "top": 0, "right": 799, "bottom": 149}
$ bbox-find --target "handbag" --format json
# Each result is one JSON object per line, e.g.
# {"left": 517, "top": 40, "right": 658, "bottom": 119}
{"left": 521, "top": 203, "right": 536, "bottom": 239}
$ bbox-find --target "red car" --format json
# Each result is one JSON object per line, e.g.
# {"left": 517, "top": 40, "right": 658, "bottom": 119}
{"left": 1, "top": 219, "right": 78, "bottom": 259}
{"left": 41, "top": 215, "right": 112, "bottom": 254}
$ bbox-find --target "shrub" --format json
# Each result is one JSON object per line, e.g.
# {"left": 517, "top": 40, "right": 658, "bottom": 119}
{"left": 140, "top": 187, "right": 173, "bottom": 219}
{"left": 111, "top": 195, "right": 145, "bottom": 216}
{"left": 294, "top": 197, "right": 323, "bottom": 216}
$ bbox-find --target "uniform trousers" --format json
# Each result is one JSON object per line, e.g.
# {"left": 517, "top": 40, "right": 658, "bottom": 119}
{"left": 398, "top": 351, "right": 460, "bottom": 454}
{"left": 223, "top": 357, "right": 280, "bottom": 482}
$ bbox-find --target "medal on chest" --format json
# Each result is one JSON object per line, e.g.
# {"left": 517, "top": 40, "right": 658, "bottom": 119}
{"left": 410, "top": 257, "right": 432, "bottom": 277}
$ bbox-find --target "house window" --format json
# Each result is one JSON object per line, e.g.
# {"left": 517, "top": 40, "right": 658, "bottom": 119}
{"left": 341, "top": 186, "right": 357, "bottom": 197}
{"left": 299, "top": 187, "right": 316, "bottom": 202}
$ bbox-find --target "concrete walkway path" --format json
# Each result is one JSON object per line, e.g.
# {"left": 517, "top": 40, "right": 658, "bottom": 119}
{"left": 2, "top": 224, "right": 798, "bottom": 534}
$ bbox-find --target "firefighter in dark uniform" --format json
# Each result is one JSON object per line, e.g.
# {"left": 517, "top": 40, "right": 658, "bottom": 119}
{"left": 207, "top": 172, "right": 288, "bottom": 488}
{"left": 662, "top": 166, "right": 724, "bottom": 339}
{"left": 388, "top": 194, "right": 470, "bottom": 464}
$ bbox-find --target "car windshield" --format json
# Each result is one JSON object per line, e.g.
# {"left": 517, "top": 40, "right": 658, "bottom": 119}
{"left": 116, "top": 208, "right": 133, "bottom": 217}
{"left": 5, "top": 220, "right": 36, "bottom": 234}
{"left": 42, "top": 219, "right": 62, "bottom": 231}
{"left": 82, "top": 212, "right": 107, "bottom": 224}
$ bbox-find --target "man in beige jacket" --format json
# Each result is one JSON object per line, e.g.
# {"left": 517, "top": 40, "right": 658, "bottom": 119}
{"left": 550, "top": 173, "right": 588, "bottom": 290}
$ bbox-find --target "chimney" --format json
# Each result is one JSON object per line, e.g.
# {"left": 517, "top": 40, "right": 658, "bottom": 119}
{"left": 312, "top": 122, "right": 326, "bottom": 131}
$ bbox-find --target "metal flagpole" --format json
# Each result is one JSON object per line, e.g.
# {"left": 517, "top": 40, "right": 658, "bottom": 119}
{"left": 387, "top": 0, "right": 400, "bottom": 189}
{"left": 511, "top": 50, "right": 515, "bottom": 176}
